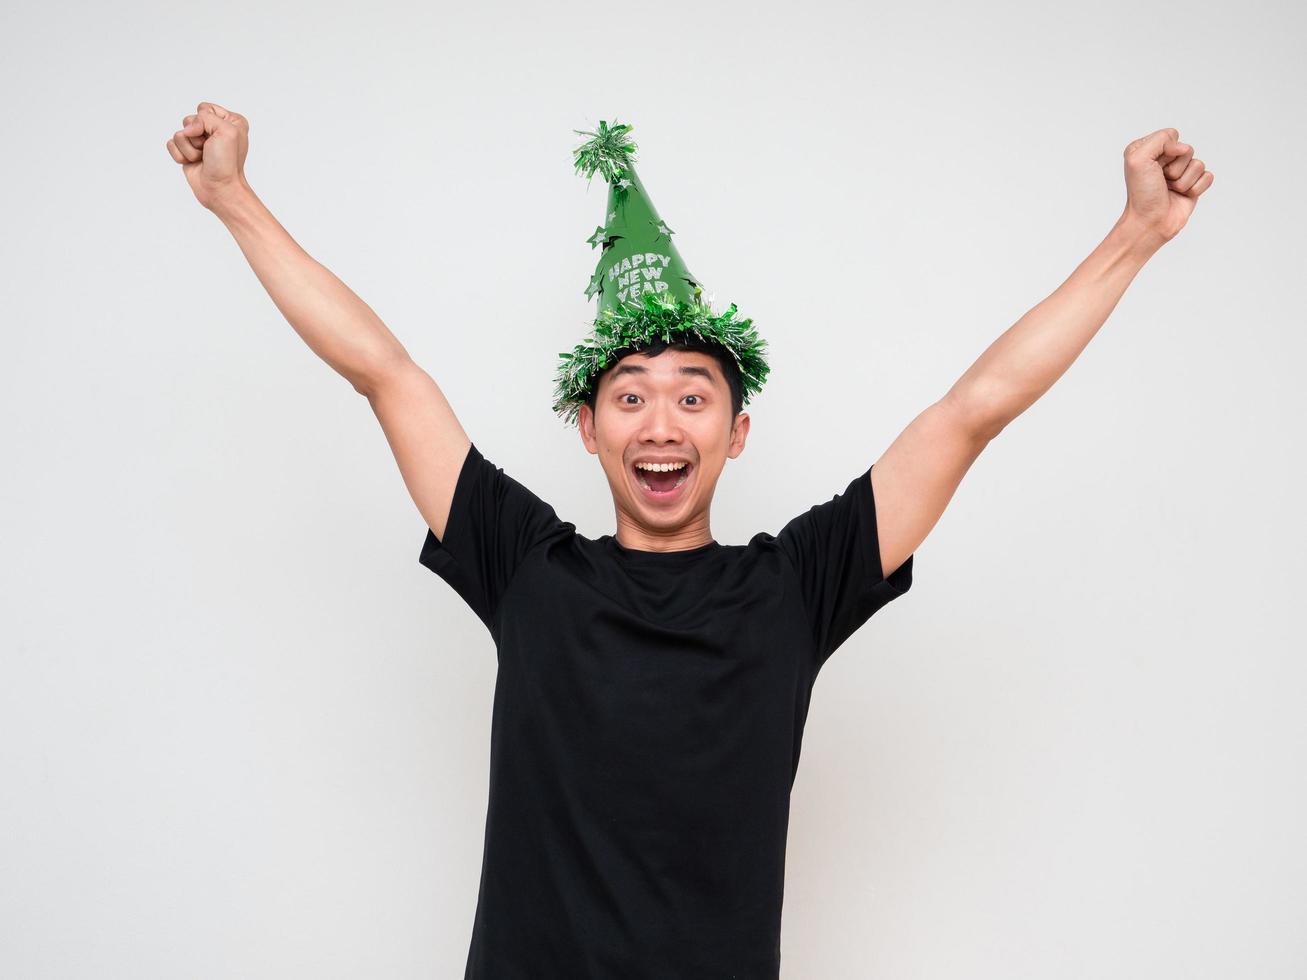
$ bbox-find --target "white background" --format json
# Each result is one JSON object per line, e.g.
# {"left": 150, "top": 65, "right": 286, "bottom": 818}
{"left": 2, "top": 0, "right": 1303, "bottom": 976}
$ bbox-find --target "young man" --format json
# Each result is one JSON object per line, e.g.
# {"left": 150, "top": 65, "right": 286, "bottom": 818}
{"left": 167, "top": 105, "right": 1212, "bottom": 978}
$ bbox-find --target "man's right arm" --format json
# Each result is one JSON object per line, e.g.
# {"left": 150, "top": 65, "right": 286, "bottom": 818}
{"left": 171, "top": 102, "right": 470, "bottom": 539}
{"left": 209, "top": 186, "right": 471, "bottom": 538}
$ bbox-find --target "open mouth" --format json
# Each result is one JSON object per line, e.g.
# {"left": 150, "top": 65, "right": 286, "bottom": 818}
{"left": 632, "top": 461, "right": 693, "bottom": 499}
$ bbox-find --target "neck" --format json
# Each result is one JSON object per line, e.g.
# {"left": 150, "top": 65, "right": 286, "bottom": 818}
{"left": 613, "top": 515, "right": 714, "bottom": 553}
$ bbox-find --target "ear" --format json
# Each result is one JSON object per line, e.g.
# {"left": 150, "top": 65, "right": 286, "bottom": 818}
{"left": 726, "top": 411, "right": 750, "bottom": 460}
{"left": 578, "top": 403, "right": 599, "bottom": 455}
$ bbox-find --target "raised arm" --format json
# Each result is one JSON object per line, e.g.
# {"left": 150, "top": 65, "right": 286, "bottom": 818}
{"left": 869, "top": 128, "right": 1214, "bottom": 579}
{"left": 167, "top": 101, "right": 471, "bottom": 539}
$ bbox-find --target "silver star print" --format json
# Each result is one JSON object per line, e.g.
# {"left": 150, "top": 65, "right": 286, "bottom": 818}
{"left": 587, "top": 227, "right": 607, "bottom": 248}
{"left": 657, "top": 223, "right": 673, "bottom": 235}
{"left": 617, "top": 177, "right": 633, "bottom": 190}
{"left": 607, "top": 210, "right": 617, "bottom": 223}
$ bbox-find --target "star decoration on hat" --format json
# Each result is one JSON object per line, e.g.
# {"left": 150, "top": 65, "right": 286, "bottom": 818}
{"left": 584, "top": 270, "right": 604, "bottom": 300}
{"left": 653, "top": 220, "right": 675, "bottom": 243}
{"left": 616, "top": 176, "right": 633, "bottom": 190}
{"left": 607, "top": 210, "right": 617, "bottom": 223}
{"left": 586, "top": 226, "right": 608, "bottom": 249}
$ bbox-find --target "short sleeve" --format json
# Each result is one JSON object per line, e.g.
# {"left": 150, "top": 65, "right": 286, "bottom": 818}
{"left": 775, "top": 463, "right": 914, "bottom": 671}
{"left": 418, "top": 442, "right": 570, "bottom": 634}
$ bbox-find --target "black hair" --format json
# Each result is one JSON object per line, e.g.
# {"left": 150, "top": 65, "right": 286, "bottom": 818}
{"left": 585, "top": 335, "right": 744, "bottom": 422}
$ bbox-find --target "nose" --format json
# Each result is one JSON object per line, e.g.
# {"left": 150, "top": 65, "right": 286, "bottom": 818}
{"left": 639, "top": 398, "right": 684, "bottom": 445}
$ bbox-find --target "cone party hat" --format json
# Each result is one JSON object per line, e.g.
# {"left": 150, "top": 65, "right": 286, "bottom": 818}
{"left": 551, "top": 120, "right": 770, "bottom": 426}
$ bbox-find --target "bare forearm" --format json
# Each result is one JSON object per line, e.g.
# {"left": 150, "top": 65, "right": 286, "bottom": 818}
{"left": 209, "top": 182, "right": 411, "bottom": 395}
{"left": 950, "top": 211, "right": 1164, "bottom": 439}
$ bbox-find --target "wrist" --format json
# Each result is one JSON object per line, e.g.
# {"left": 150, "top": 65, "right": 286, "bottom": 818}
{"left": 1112, "top": 209, "right": 1167, "bottom": 258}
{"left": 205, "top": 177, "right": 258, "bottom": 222}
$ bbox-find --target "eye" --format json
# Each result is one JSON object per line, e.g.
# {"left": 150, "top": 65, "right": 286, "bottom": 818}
{"left": 617, "top": 393, "right": 703, "bottom": 407}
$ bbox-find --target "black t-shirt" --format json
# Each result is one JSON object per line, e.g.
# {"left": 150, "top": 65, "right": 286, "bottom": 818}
{"left": 419, "top": 442, "right": 914, "bottom": 979}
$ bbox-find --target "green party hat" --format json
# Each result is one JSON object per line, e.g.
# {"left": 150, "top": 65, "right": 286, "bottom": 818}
{"left": 551, "top": 120, "right": 770, "bottom": 426}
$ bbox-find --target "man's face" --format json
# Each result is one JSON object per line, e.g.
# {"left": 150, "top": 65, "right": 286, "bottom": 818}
{"left": 578, "top": 348, "right": 750, "bottom": 537}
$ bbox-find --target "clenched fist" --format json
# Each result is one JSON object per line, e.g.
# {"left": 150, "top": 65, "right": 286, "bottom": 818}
{"left": 166, "top": 102, "right": 251, "bottom": 210}
{"left": 1122, "top": 128, "right": 1214, "bottom": 246}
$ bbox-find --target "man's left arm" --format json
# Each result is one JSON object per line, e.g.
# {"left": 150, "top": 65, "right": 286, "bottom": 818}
{"left": 871, "top": 128, "right": 1214, "bottom": 579}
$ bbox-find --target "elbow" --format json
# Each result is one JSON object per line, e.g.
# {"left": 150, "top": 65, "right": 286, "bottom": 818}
{"left": 349, "top": 353, "right": 414, "bottom": 400}
{"left": 944, "top": 381, "right": 1012, "bottom": 444}
{"left": 346, "top": 373, "right": 374, "bottom": 398}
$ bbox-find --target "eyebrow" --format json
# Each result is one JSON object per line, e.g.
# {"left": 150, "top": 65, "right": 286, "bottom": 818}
{"left": 608, "top": 364, "right": 716, "bottom": 382}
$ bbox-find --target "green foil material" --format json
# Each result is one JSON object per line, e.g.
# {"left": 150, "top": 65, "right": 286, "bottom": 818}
{"left": 552, "top": 120, "right": 770, "bottom": 426}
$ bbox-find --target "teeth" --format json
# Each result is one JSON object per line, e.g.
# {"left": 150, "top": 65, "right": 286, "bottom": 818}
{"left": 635, "top": 466, "right": 691, "bottom": 492}
{"left": 634, "top": 461, "right": 689, "bottom": 472}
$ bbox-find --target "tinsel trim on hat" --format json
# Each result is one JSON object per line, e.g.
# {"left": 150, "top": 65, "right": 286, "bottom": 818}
{"left": 572, "top": 120, "right": 637, "bottom": 182}
{"left": 551, "top": 290, "right": 771, "bottom": 427}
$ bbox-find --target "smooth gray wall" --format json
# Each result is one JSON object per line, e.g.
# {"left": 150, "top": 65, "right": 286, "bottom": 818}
{"left": 2, "top": 0, "right": 1303, "bottom": 976}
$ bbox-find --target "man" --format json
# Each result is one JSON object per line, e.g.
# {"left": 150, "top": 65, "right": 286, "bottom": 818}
{"left": 167, "top": 104, "right": 1212, "bottom": 978}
